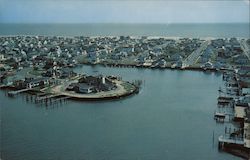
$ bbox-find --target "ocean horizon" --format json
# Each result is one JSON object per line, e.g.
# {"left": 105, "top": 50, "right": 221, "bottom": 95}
{"left": 0, "top": 23, "right": 249, "bottom": 38}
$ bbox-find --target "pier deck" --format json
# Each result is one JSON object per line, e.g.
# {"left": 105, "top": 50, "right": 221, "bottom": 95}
{"left": 8, "top": 88, "right": 32, "bottom": 96}
{"left": 35, "top": 94, "right": 61, "bottom": 101}
{"left": 219, "top": 135, "right": 244, "bottom": 145}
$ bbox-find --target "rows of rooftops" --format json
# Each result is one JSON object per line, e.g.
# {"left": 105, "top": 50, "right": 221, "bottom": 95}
{"left": 0, "top": 36, "right": 203, "bottom": 58}
{"left": 0, "top": 36, "right": 249, "bottom": 75}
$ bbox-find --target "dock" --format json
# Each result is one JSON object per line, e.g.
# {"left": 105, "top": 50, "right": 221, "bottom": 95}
{"left": 35, "top": 94, "right": 61, "bottom": 101}
{"left": 214, "top": 112, "right": 226, "bottom": 122}
{"left": 218, "top": 135, "right": 244, "bottom": 150}
{"left": 219, "top": 135, "right": 244, "bottom": 145}
{"left": 8, "top": 88, "right": 32, "bottom": 97}
{"left": 217, "top": 96, "right": 234, "bottom": 108}
{"left": 214, "top": 112, "right": 234, "bottom": 123}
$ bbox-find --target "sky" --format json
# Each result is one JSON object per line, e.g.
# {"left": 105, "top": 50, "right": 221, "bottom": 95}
{"left": 0, "top": 0, "right": 249, "bottom": 23}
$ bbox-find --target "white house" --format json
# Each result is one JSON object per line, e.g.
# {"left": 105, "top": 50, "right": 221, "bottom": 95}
{"left": 0, "top": 54, "right": 5, "bottom": 61}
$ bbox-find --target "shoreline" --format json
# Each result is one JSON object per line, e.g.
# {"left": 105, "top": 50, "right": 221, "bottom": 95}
{"left": 50, "top": 79, "right": 138, "bottom": 101}
{"left": 1, "top": 76, "right": 140, "bottom": 102}
{"left": 0, "top": 35, "right": 248, "bottom": 40}
{"left": 79, "top": 62, "right": 232, "bottom": 73}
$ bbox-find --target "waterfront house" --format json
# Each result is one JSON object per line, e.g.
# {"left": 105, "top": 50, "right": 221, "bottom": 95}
{"left": 158, "top": 59, "right": 167, "bottom": 67}
{"left": 241, "top": 87, "right": 250, "bottom": 96}
{"left": 78, "top": 75, "right": 116, "bottom": 92}
{"left": 234, "top": 103, "right": 249, "bottom": 121}
{"left": 99, "top": 80, "right": 116, "bottom": 91}
{"left": 202, "top": 61, "right": 214, "bottom": 70}
{"left": 76, "top": 83, "right": 94, "bottom": 94}
{"left": 238, "top": 76, "right": 250, "bottom": 89}
{"left": 25, "top": 77, "right": 50, "bottom": 89}
{"left": 0, "top": 73, "right": 5, "bottom": 83}
{"left": 66, "top": 83, "right": 78, "bottom": 91}
{"left": 0, "top": 74, "right": 6, "bottom": 83}
{"left": 239, "top": 95, "right": 250, "bottom": 104}
{"left": 244, "top": 112, "right": 250, "bottom": 149}
{"left": 214, "top": 62, "right": 225, "bottom": 70}
{"left": 143, "top": 58, "right": 153, "bottom": 67}
{"left": 13, "top": 79, "right": 27, "bottom": 89}
{"left": 136, "top": 55, "right": 147, "bottom": 65}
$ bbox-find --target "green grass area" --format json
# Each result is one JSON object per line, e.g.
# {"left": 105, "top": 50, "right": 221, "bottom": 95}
{"left": 121, "top": 82, "right": 136, "bottom": 92}
{"left": 210, "top": 50, "right": 218, "bottom": 63}
{"left": 41, "top": 86, "right": 53, "bottom": 93}
{"left": 28, "top": 70, "right": 43, "bottom": 76}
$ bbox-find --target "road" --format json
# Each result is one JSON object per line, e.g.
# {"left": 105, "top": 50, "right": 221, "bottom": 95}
{"left": 239, "top": 39, "right": 250, "bottom": 61}
{"left": 183, "top": 40, "right": 210, "bottom": 67}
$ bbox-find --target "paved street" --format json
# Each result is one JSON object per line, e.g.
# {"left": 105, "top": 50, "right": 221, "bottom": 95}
{"left": 183, "top": 40, "right": 210, "bottom": 67}
{"left": 239, "top": 39, "right": 250, "bottom": 61}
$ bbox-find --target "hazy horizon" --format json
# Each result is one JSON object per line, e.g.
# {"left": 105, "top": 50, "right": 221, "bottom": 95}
{"left": 0, "top": 0, "right": 249, "bottom": 24}
{"left": 0, "top": 22, "right": 249, "bottom": 24}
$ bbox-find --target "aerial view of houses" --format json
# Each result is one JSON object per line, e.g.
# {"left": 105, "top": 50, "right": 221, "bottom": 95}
{"left": 0, "top": 35, "right": 250, "bottom": 158}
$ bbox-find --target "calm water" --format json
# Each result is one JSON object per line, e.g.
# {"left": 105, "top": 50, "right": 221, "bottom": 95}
{"left": 1, "top": 65, "right": 239, "bottom": 160}
{"left": 0, "top": 23, "right": 249, "bottom": 38}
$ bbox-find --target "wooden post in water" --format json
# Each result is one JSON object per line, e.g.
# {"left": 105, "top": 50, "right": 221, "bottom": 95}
{"left": 212, "top": 130, "right": 215, "bottom": 148}
{"left": 26, "top": 95, "right": 29, "bottom": 102}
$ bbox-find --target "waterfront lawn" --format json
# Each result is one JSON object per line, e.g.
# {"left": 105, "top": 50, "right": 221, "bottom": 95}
{"left": 121, "top": 82, "right": 136, "bottom": 92}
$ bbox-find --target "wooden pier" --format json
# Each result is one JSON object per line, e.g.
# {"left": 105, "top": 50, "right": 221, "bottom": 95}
{"left": 12, "top": 91, "right": 71, "bottom": 107}
{"left": 35, "top": 94, "right": 61, "bottom": 101}
{"left": 214, "top": 111, "right": 234, "bottom": 123}
{"left": 214, "top": 112, "right": 226, "bottom": 122}
{"left": 217, "top": 96, "right": 234, "bottom": 108}
{"left": 8, "top": 88, "right": 32, "bottom": 97}
{"left": 218, "top": 135, "right": 244, "bottom": 150}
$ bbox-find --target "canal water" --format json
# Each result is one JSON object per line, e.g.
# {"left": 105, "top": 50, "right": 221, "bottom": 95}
{"left": 1, "top": 65, "right": 240, "bottom": 160}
